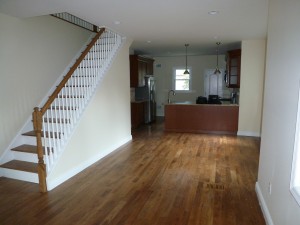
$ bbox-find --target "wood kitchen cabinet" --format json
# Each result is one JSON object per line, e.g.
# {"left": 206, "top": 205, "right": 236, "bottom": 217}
{"left": 131, "top": 101, "right": 145, "bottom": 129}
{"left": 225, "top": 49, "right": 241, "bottom": 88}
{"left": 130, "top": 55, "right": 154, "bottom": 87}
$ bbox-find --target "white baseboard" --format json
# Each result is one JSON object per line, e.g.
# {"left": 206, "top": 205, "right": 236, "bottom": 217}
{"left": 255, "top": 182, "right": 274, "bottom": 225}
{"left": 47, "top": 135, "right": 132, "bottom": 191}
{"left": 238, "top": 131, "right": 261, "bottom": 137}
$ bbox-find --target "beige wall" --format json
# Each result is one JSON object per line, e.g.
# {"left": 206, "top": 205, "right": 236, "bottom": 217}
{"left": 153, "top": 55, "right": 228, "bottom": 116}
{"left": 257, "top": 0, "right": 300, "bottom": 224}
{"left": 47, "top": 39, "right": 132, "bottom": 190}
{"left": 238, "top": 40, "right": 266, "bottom": 137}
{"left": 0, "top": 13, "right": 91, "bottom": 157}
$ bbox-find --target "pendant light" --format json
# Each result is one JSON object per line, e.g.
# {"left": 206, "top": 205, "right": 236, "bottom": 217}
{"left": 214, "top": 42, "right": 221, "bottom": 74}
{"left": 184, "top": 44, "right": 190, "bottom": 75}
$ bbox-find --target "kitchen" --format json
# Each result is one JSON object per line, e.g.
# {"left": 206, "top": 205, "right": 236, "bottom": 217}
{"left": 130, "top": 46, "right": 247, "bottom": 135}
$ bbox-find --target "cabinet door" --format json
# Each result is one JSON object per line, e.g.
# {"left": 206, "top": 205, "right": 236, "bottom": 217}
{"left": 226, "top": 49, "right": 241, "bottom": 88}
{"left": 138, "top": 60, "right": 147, "bottom": 86}
{"left": 131, "top": 102, "right": 145, "bottom": 128}
{"left": 130, "top": 55, "right": 138, "bottom": 87}
{"left": 146, "top": 59, "right": 154, "bottom": 75}
{"left": 130, "top": 55, "right": 154, "bottom": 87}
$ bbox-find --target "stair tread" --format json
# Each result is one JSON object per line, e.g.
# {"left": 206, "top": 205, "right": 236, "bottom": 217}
{"left": 0, "top": 160, "right": 38, "bottom": 173}
{"left": 23, "top": 131, "right": 62, "bottom": 139}
{"left": 11, "top": 144, "right": 40, "bottom": 154}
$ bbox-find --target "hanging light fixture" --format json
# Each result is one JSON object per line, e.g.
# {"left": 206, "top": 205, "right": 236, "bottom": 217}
{"left": 214, "top": 42, "right": 221, "bottom": 74}
{"left": 184, "top": 44, "right": 190, "bottom": 75}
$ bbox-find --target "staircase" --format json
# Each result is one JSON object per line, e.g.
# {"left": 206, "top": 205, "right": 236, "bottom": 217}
{"left": 0, "top": 14, "right": 122, "bottom": 192}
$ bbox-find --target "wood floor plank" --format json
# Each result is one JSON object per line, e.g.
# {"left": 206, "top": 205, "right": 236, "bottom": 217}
{"left": 0, "top": 119, "right": 265, "bottom": 225}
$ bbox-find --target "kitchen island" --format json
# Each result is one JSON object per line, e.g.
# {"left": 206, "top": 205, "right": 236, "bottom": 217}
{"left": 165, "top": 103, "right": 239, "bottom": 135}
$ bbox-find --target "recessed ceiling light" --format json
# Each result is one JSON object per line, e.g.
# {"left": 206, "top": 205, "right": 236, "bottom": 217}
{"left": 114, "top": 21, "right": 121, "bottom": 25}
{"left": 208, "top": 10, "right": 219, "bottom": 15}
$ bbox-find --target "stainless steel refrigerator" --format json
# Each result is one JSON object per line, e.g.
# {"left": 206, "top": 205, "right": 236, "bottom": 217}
{"left": 135, "top": 75, "right": 156, "bottom": 123}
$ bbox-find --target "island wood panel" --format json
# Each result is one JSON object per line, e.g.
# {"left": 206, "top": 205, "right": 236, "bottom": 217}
{"left": 165, "top": 104, "right": 239, "bottom": 134}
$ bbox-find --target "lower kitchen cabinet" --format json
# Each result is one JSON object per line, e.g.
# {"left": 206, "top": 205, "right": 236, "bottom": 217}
{"left": 131, "top": 101, "right": 145, "bottom": 129}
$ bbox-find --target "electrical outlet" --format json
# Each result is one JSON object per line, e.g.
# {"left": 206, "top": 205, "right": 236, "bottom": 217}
{"left": 268, "top": 182, "right": 272, "bottom": 195}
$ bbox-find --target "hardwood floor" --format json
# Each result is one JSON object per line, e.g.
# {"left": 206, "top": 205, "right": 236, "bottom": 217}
{"left": 0, "top": 119, "right": 265, "bottom": 225}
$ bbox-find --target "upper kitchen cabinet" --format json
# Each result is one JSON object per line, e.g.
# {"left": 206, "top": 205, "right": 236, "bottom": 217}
{"left": 130, "top": 55, "right": 154, "bottom": 87}
{"left": 225, "top": 49, "right": 241, "bottom": 88}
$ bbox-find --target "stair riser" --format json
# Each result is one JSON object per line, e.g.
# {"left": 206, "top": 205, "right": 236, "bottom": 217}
{"left": 41, "top": 124, "right": 71, "bottom": 133}
{"left": 23, "top": 129, "right": 69, "bottom": 139}
{"left": 1, "top": 168, "right": 38, "bottom": 183}
{"left": 18, "top": 136, "right": 38, "bottom": 146}
{"left": 13, "top": 152, "right": 38, "bottom": 163}
{"left": 19, "top": 135, "right": 62, "bottom": 146}
{"left": 43, "top": 111, "right": 79, "bottom": 120}
{"left": 53, "top": 98, "right": 87, "bottom": 107}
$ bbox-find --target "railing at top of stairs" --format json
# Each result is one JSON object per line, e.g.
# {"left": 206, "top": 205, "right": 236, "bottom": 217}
{"left": 32, "top": 27, "right": 122, "bottom": 192}
{"left": 51, "top": 12, "right": 99, "bottom": 33}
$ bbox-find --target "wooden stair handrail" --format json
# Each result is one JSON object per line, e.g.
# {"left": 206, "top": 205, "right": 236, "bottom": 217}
{"left": 33, "top": 28, "right": 106, "bottom": 192}
{"left": 40, "top": 28, "right": 105, "bottom": 115}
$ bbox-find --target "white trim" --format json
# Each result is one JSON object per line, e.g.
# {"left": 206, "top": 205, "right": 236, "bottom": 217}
{"left": 237, "top": 131, "right": 261, "bottom": 137}
{"left": 1, "top": 168, "right": 38, "bottom": 183}
{"left": 46, "top": 135, "right": 132, "bottom": 191}
{"left": 290, "top": 82, "right": 300, "bottom": 207}
{"left": 255, "top": 182, "right": 274, "bottom": 225}
{"left": 291, "top": 186, "right": 300, "bottom": 206}
{"left": 13, "top": 152, "right": 37, "bottom": 163}
{"left": 172, "top": 67, "right": 192, "bottom": 92}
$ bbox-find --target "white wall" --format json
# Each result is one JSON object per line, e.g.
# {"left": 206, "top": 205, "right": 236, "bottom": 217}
{"left": 257, "top": 0, "right": 300, "bottom": 224}
{"left": 153, "top": 55, "right": 230, "bottom": 116}
{"left": 47, "top": 39, "right": 133, "bottom": 190}
{"left": 0, "top": 13, "right": 92, "bottom": 157}
{"left": 238, "top": 40, "right": 266, "bottom": 137}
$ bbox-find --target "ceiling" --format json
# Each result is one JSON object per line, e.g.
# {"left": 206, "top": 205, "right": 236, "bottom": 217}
{"left": 0, "top": 0, "right": 269, "bottom": 56}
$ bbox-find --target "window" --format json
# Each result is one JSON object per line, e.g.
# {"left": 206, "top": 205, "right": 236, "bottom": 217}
{"left": 173, "top": 68, "right": 191, "bottom": 91}
{"left": 291, "top": 85, "right": 300, "bottom": 206}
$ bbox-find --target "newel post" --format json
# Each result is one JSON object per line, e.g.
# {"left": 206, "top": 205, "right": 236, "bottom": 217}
{"left": 33, "top": 107, "right": 47, "bottom": 193}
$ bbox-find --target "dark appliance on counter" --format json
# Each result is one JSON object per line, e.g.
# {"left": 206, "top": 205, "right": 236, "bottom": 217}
{"left": 196, "top": 96, "right": 208, "bottom": 104}
{"left": 135, "top": 75, "right": 156, "bottom": 123}
{"left": 208, "top": 95, "right": 222, "bottom": 104}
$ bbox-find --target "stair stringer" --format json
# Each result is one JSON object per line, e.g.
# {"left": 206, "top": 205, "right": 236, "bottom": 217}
{"left": 0, "top": 32, "right": 96, "bottom": 182}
